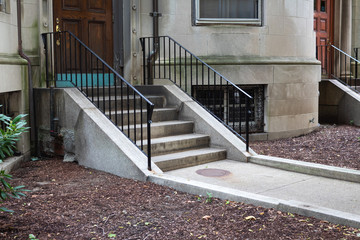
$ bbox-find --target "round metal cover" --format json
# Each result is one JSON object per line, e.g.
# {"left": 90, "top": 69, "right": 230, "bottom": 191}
{"left": 196, "top": 168, "right": 231, "bottom": 177}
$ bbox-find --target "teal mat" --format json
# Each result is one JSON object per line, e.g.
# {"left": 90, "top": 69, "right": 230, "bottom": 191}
{"left": 56, "top": 73, "right": 115, "bottom": 87}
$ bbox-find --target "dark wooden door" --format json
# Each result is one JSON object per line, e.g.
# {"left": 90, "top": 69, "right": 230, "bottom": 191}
{"left": 53, "top": 0, "right": 113, "bottom": 65}
{"left": 314, "top": 0, "right": 333, "bottom": 76}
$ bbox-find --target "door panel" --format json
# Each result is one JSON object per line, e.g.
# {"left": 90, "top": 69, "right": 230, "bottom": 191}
{"left": 88, "top": 21, "right": 107, "bottom": 60}
{"left": 88, "top": 0, "right": 106, "bottom": 12}
{"left": 63, "top": 0, "right": 81, "bottom": 10}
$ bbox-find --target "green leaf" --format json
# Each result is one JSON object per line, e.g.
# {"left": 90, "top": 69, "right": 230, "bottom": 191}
{"left": 108, "top": 233, "right": 117, "bottom": 238}
{"left": 0, "top": 207, "right": 14, "bottom": 213}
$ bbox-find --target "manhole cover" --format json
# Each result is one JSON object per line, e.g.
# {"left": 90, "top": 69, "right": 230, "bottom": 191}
{"left": 196, "top": 168, "right": 231, "bottom": 177}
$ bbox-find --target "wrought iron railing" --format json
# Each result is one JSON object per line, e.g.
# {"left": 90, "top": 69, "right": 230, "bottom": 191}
{"left": 140, "top": 36, "right": 253, "bottom": 151}
{"left": 42, "top": 31, "right": 155, "bottom": 170}
{"left": 317, "top": 44, "right": 360, "bottom": 92}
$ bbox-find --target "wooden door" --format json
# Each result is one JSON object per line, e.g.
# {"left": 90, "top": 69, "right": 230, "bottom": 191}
{"left": 53, "top": 0, "right": 113, "bottom": 65}
{"left": 314, "top": 0, "right": 333, "bottom": 77}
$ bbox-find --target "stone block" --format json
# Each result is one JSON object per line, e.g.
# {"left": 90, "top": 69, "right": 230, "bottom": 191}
{"left": 274, "top": 65, "right": 321, "bottom": 84}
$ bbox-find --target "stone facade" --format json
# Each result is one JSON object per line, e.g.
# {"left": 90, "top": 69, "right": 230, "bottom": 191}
{"left": 132, "top": 0, "right": 320, "bottom": 139}
{"left": 7, "top": 0, "right": 360, "bottom": 151}
{"left": 0, "top": 0, "right": 41, "bottom": 157}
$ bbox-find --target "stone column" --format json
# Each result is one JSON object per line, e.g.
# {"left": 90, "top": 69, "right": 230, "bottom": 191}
{"left": 341, "top": 0, "right": 352, "bottom": 54}
{"left": 340, "top": 0, "right": 352, "bottom": 77}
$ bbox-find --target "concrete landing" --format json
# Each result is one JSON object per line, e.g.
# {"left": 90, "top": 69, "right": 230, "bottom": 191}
{"left": 162, "top": 159, "right": 360, "bottom": 227}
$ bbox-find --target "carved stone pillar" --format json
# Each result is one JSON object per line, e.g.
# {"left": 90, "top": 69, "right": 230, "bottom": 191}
{"left": 341, "top": 0, "right": 352, "bottom": 55}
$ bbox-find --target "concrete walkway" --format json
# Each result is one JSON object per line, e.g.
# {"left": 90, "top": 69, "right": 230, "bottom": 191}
{"left": 162, "top": 159, "right": 360, "bottom": 227}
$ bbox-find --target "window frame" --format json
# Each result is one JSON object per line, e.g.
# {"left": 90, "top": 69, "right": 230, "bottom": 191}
{"left": 194, "top": 0, "right": 262, "bottom": 26}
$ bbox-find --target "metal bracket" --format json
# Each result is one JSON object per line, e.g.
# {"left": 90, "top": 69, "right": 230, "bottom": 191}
{"left": 149, "top": 12, "right": 162, "bottom": 17}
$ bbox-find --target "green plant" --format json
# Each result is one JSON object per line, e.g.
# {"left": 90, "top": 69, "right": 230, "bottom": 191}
{"left": 205, "top": 192, "right": 213, "bottom": 203}
{"left": 350, "top": 120, "right": 355, "bottom": 125}
{"left": 0, "top": 109, "right": 29, "bottom": 212}
{"left": 28, "top": 234, "right": 39, "bottom": 240}
{"left": 0, "top": 109, "right": 29, "bottom": 162}
{"left": 0, "top": 170, "right": 28, "bottom": 212}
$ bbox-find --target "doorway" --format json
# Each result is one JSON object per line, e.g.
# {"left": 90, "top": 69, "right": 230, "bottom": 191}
{"left": 53, "top": 0, "right": 113, "bottom": 65}
{"left": 314, "top": 0, "right": 334, "bottom": 77}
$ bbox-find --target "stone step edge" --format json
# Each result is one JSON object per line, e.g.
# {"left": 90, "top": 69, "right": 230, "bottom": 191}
{"left": 249, "top": 154, "right": 360, "bottom": 184}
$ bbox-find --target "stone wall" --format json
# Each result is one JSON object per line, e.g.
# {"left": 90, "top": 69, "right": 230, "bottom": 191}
{"left": 133, "top": 0, "right": 320, "bottom": 139}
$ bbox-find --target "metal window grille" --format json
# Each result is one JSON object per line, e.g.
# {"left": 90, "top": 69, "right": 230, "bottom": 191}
{"left": 193, "top": 85, "right": 264, "bottom": 133}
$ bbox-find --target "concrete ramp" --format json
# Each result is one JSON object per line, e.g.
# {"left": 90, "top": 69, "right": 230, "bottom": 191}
{"left": 320, "top": 79, "right": 360, "bottom": 125}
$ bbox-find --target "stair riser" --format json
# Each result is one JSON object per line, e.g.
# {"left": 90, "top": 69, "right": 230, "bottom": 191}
{"left": 107, "top": 109, "right": 178, "bottom": 125}
{"left": 142, "top": 136, "right": 210, "bottom": 156}
{"left": 127, "top": 122, "right": 194, "bottom": 139}
{"left": 157, "top": 151, "right": 227, "bottom": 172}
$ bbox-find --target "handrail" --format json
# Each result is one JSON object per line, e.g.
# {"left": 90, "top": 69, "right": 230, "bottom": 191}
{"left": 140, "top": 36, "right": 253, "bottom": 151}
{"left": 42, "top": 31, "right": 155, "bottom": 170}
{"left": 332, "top": 45, "right": 360, "bottom": 63}
{"left": 317, "top": 44, "right": 360, "bottom": 92}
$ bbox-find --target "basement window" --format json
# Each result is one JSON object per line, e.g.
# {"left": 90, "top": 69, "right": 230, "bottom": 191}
{"left": 194, "top": 0, "right": 262, "bottom": 25}
{"left": 192, "top": 85, "right": 265, "bottom": 133}
{"left": 0, "top": 0, "right": 9, "bottom": 13}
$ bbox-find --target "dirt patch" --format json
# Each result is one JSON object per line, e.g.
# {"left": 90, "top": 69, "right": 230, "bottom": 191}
{"left": 251, "top": 124, "right": 360, "bottom": 170}
{"left": 1, "top": 158, "right": 360, "bottom": 239}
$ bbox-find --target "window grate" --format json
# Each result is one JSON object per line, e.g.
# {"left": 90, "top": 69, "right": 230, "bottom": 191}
{"left": 193, "top": 85, "right": 264, "bottom": 133}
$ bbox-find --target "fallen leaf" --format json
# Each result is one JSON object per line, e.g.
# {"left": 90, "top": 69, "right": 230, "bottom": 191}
{"left": 202, "top": 215, "right": 211, "bottom": 220}
{"left": 245, "top": 216, "right": 256, "bottom": 221}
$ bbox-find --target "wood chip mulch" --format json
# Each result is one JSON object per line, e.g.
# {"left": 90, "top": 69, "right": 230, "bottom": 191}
{"left": 1, "top": 125, "right": 360, "bottom": 239}
{"left": 251, "top": 124, "right": 360, "bottom": 170}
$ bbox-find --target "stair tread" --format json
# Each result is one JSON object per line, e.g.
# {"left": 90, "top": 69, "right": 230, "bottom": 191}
{"left": 122, "top": 120, "right": 193, "bottom": 129}
{"left": 141, "top": 133, "right": 209, "bottom": 146}
{"left": 152, "top": 148, "right": 226, "bottom": 162}
{"left": 105, "top": 107, "right": 177, "bottom": 115}
{"left": 91, "top": 95, "right": 162, "bottom": 101}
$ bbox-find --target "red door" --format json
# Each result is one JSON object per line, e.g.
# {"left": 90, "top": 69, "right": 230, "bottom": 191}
{"left": 53, "top": 0, "right": 113, "bottom": 65}
{"left": 314, "top": 0, "right": 334, "bottom": 77}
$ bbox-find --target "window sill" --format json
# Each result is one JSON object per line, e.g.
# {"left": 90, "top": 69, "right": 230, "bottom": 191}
{"left": 194, "top": 19, "right": 262, "bottom": 26}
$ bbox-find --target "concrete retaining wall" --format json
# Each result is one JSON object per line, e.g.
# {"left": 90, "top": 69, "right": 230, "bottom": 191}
{"left": 319, "top": 80, "right": 360, "bottom": 125}
{"left": 34, "top": 88, "right": 161, "bottom": 181}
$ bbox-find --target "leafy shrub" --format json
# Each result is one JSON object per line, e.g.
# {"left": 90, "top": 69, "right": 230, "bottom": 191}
{"left": 0, "top": 170, "right": 28, "bottom": 212}
{"left": 0, "top": 108, "right": 29, "bottom": 212}
{"left": 0, "top": 110, "right": 29, "bottom": 162}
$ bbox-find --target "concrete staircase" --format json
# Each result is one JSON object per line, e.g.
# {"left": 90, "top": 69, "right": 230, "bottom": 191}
{"left": 88, "top": 86, "right": 227, "bottom": 172}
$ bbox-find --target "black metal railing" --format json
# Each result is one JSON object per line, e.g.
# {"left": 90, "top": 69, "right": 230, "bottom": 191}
{"left": 317, "top": 44, "right": 360, "bottom": 92}
{"left": 42, "top": 31, "right": 155, "bottom": 170}
{"left": 140, "top": 36, "right": 253, "bottom": 151}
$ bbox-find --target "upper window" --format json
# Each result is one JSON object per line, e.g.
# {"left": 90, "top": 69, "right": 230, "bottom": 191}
{"left": 195, "top": 0, "right": 262, "bottom": 25}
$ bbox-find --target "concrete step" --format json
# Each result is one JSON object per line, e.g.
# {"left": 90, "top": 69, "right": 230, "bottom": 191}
{"left": 153, "top": 148, "right": 227, "bottom": 172}
{"left": 141, "top": 133, "right": 210, "bottom": 156}
{"left": 123, "top": 120, "right": 194, "bottom": 139}
{"left": 91, "top": 95, "right": 165, "bottom": 111}
{"left": 82, "top": 86, "right": 136, "bottom": 97}
{"left": 106, "top": 107, "right": 178, "bottom": 125}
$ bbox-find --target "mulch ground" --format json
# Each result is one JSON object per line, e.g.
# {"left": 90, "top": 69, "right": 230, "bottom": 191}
{"left": 251, "top": 124, "right": 360, "bottom": 170}
{"left": 0, "top": 124, "right": 360, "bottom": 239}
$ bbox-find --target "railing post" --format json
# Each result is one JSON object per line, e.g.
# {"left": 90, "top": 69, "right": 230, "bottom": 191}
{"left": 147, "top": 103, "right": 154, "bottom": 171}
{"left": 245, "top": 97, "right": 250, "bottom": 153}
{"left": 140, "top": 38, "right": 146, "bottom": 85}
{"left": 355, "top": 48, "right": 358, "bottom": 84}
